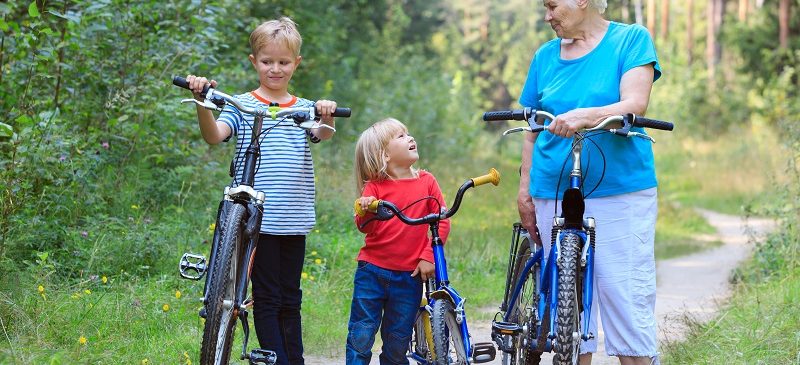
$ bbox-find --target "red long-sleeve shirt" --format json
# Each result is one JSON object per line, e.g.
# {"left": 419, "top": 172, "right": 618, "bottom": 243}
{"left": 354, "top": 170, "right": 451, "bottom": 271}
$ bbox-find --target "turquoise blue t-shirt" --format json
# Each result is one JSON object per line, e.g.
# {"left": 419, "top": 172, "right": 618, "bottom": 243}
{"left": 519, "top": 22, "right": 661, "bottom": 200}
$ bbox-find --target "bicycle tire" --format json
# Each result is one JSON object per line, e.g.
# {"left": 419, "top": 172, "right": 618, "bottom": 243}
{"left": 553, "top": 233, "right": 581, "bottom": 365}
{"left": 200, "top": 203, "right": 246, "bottom": 365}
{"left": 506, "top": 240, "right": 543, "bottom": 365}
{"left": 431, "top": 299, "right": 468, "bottom": 365}
{"left": 411, "top": 304, "right": 434, "bottom": 364}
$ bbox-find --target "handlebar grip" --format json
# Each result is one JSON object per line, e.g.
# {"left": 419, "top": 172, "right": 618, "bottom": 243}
{"left": 632, "top": 115, "right": 674, "bottom": 131}
{"left": 354, "top": 199, "right": 381, "bottom": 217}
{"left": 333, "top": 108, "right": 351, "bottom": 118}
{"left": 172, "top": 76, "right": 210, "bottom": 95}
{"left": 471, "top": 168, "right": 500, "bottom": 187}
{"left": 483, "top": 110, "right": 515, "bottom": 121}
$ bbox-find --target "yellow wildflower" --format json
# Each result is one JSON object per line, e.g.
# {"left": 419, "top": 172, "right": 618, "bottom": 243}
{"left": 102, "top": 276, "right": 108, "bottom": 284}
{"left": 131, "top": 204, "right": 139, "bottom": 210}
{"left": 301, "top": 272, "right": 308, "bottom": 279}
{"left": 141, "top": 359, "right": 149, "bottom": 365}
{"left": 314, "top": 259, "right": 322, "bottom": 265}
{"left": 84, "top": 289, "right": 91, "bottom": 295}
{"left": 163, "top": 304, "right": 170, "bottom": 312}
{"left": 79, "top": 336, "right": 87, "bottom": 345}
{"left": 175, "top": 290, "right": 182, "bottom": 299}
{"left": 310, "top": 275, "right": 315, "bottom": 281}
{"left": 37, "top": 285, "right": 44, "bottom": 294}
{"left": 310, "top": 251, "right": 317, "bottom": 256}
{"left": 208, "top": 223, "right": 216, "bottom": 234}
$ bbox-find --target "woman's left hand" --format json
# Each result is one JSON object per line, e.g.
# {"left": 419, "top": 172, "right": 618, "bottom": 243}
{"left": 548, "top": 108, "right": 598, "bottom": 138}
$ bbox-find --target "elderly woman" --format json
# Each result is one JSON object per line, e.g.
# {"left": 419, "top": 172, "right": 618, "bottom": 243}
{"left": 517, "top": 0, "right": 662, "bottom": 364}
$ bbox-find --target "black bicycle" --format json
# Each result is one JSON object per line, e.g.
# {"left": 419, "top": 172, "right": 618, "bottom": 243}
{"left": 172, "top": 76, "right": 351, "bottom": 365}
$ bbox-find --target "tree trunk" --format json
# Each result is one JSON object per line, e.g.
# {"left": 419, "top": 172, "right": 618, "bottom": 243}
{"left": 779, "top": 0, "right": 790, "bottom": 48}
{"left": 622, "top": 0, "right": 630, "bottom": 23}
{"left": 660, "top": 0, "right": 669, "bottom": 42}
{"left": 706, "top": 0, "right": 720, "bottom": 90}
{"left": 646, "top": 0, "right": 657, "bottom": 38}
{"left": 687, "top": 0, "right": 694, "bottom": 64}
{"left": 634, "top": 0, "right": 644, "bottom": 25}
{"left": 739, "top": 0, "right": 748, "bottom": 21}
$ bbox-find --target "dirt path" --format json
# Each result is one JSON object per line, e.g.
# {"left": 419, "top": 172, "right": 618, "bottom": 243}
{"left": 306, "top": 210, "right": 775, "bottom": 365}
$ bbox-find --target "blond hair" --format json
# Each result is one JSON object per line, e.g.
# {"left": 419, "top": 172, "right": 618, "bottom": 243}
{"left": 249, "top": 17, "right": 302, "bottom": 56}
{"left": 354, "top": 118, "right": 418, "bottom": 193}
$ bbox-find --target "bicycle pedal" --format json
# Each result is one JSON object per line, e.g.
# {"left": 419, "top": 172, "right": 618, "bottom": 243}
{"left": 492, "top": 320, "right": 522, "bottom": 335}
{"left": 179, "top": 253, "right": 207, "bottom": 280}
{"left": 471, "top": 342, "right": 497, "bottom": 363}
{"left": 248, "top": 349, "right": 277, "bottom": 365}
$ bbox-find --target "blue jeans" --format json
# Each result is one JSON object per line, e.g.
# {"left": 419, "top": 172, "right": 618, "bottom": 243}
{"left": 346, "top": 261, "right": 422, "bottom": 365}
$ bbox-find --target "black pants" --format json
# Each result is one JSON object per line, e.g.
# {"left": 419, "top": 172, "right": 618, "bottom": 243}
{"left": 251, "top": 233, "right": 306, "bottom": 365}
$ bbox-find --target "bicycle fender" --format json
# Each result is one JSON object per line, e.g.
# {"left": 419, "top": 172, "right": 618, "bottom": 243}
{"left": 430, "top": 289, "right": 455, "bottom": 304}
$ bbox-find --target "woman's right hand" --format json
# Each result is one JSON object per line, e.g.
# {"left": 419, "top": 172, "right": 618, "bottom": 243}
{"left": 185, "top": 75, "right": 217, "bottom": 100}
{"left": 517, "top": 191, "right": 537, "bottom": 235}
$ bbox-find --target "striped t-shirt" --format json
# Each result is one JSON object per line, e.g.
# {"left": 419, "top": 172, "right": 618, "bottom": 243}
{"left": 217, "top": 92, "right": 319, "bottom": 235}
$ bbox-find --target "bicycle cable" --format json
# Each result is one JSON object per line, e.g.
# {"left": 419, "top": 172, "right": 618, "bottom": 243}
{"left": 551, "top": 131, "right": 609, "bottom": 218}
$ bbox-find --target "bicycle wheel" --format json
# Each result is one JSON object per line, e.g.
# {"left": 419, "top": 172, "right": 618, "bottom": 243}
{"left": 410, "top": 303, "right": 434, "bottom": 364}
{"left": 506, "top": 240, "right": 543, "bottom": 365}
{"left": 431, "top": 299, "right": 468, "bottom": 365}
{"left": 200, "top": 203, "right": 246, "bottom": 365}
{"left": 552, "top": 233, "right": 581, "bottom": 365}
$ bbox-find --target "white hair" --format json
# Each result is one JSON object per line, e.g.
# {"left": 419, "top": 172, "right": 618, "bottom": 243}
{"left": 567, "top": 0, "right": 607, "bottom": 14}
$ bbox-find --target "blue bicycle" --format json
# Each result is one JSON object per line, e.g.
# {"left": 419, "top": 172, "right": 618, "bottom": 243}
{"left": 482, "top": 108, "right": 673, "bottom": 365}
{"left": 355, "top": 169, "right": 501, "bottom": 365}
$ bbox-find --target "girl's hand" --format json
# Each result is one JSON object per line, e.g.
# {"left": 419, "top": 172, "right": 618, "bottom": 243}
{"left": 547, "top": 108, "right": 599, "bottom": 138}
{"left": 357, "top": 196, "right": 377, "bottom": 213}
{"left": 411, "top": 259, "right": 435, "bottom": 281}
{"left": 315, "top": 100, "right": 338, "bottom": 123}
{"left": 186, "top": 75, "right": 217, "bottom": 100}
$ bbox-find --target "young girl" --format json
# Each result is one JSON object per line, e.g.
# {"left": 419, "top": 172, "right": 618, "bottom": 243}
{"left": 346, "top": 118, "right": 451, "bottom": 364}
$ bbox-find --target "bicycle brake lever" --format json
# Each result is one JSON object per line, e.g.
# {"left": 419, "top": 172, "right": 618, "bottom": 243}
{"left": 627, "top": 132, "right": 655, "bottom": 143}
{"left": 502, "top": 127, "right": 532, "bottom": 136}
{"left": 297, "top": 120, "right": 337, "bottom": 132}
{"left": 181, "top": 98, "right": 223, "bottom": 111}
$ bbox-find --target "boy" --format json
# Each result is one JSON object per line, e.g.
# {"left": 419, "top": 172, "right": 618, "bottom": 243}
{"left": 185, "top": 17, "right": 338, "bottom": 365}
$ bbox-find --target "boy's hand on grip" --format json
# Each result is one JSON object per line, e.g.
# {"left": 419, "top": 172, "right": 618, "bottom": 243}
{"left": 315, "top": 100, "right": 338, "bottom": 123}
{"left": 186, "top": 75, "right": 217, "bottom": 100}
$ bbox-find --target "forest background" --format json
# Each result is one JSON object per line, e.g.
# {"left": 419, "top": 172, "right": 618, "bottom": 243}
{"left": 0, "top": 0, "right": 798, "bottom": 363}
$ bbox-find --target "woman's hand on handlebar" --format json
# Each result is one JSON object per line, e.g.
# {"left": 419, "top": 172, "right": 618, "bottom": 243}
{"left": 547, "top": 108, "right": 598, "bottom": 138}
{"left": 185, "top": 75, "right": 217, "bottom": 101}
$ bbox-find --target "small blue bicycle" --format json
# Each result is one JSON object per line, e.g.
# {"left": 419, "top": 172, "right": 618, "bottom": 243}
{"left": 482, "top": 108, "right": 673, "bottom": 365}
{"left": 355, "top": 169, "right": 501, "bottom": 365}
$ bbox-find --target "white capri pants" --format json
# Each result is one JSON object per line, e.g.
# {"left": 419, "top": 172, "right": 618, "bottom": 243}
{"left": 534, "top": 187, "right": 659, "bottom": 361}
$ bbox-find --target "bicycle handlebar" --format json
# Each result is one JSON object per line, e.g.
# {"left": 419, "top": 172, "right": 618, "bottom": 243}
{"left": 482, "top": 107, "right": 673, "bottom": 139}
{"left": 354, "top": 168, "right": 501, "bottom": 226}
{"left": 172, "top": 76, "right": 352, "bottom": 118}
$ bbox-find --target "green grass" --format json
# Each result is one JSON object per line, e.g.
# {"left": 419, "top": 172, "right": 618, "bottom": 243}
{"left": 661, "top": 266, "right": 800, "bottom": 364}
{"left": 2, "top": 129, "right": 771, "bottom": 362}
